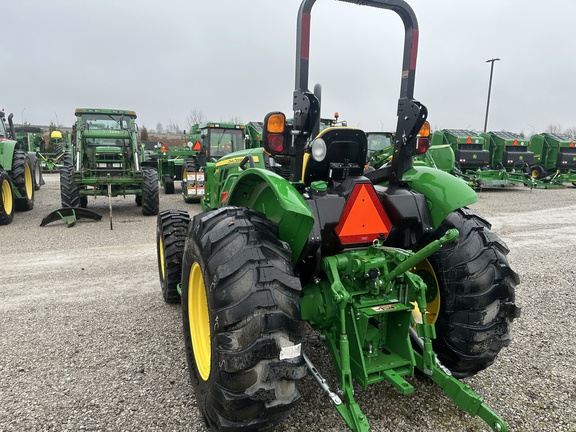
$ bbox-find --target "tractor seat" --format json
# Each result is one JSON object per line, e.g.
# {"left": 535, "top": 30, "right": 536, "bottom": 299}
{"left": 303, "top": 127, "right": 368, "bottom": 186}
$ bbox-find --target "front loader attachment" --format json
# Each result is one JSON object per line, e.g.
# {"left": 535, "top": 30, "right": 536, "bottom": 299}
{"left": 40, "top": 207, "right": 102, "bottom": 228}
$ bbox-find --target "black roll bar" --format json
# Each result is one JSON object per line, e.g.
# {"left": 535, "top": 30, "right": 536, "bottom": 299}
{"left": 294, "top": 0, "right": 427, "bottom": 184}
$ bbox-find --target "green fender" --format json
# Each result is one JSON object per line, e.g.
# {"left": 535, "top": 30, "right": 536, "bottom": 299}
{"left": 402, "top": 166, "right": 478, "bottom": 228}
{"left": 0, "top": 140, "right": 17, "bottom": 171}
{"left": 227, "top": 169, "right": 314, "bottom": 265}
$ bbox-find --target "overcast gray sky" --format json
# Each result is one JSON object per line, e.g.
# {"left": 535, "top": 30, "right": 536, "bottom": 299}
{"left": 3, "top": 0, "right": 575, "bottom": 136}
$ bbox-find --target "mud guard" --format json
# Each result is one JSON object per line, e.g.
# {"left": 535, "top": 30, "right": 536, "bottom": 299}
{"left": 40, "top": 207, "right": 102, "bottom": 228}
{"left": 401, "top": 166, "right": 478, "bottom": 228}
{"left": 226, "top": 168, "right": 315, "bottom": 265}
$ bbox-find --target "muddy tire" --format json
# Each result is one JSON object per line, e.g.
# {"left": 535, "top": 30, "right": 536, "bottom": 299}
{"left": 141, "top": 168, "right": 159, "bottom": 216}
{"left": 426, "top": 207, "right": 520, "bottom": 377}
{"left": 0, "top": 170, "right": 15, "bottom": 225}
{"left": 157, "top": 210, "right": 190, "bottom": 303}
{"left": 10, "top": 150, "right": 34, "bottom": 211}
{"left": 181, "top": 207, "right": 306, "bottom": 431}
{"left": 60, "top": 165, "right": 81, "bottom": 208}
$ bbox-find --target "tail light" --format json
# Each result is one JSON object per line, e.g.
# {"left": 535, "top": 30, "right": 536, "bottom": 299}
{"left": 415, "top": 137, "right": 429, "bottom": 155}
{"left": 267, "top": 134, "right": 285, "bottom": 153}
{"left": 263, "top": 112, "right": 289, "bottom": 155}
{"left": 415, "top": 121, "right": 430, "bottom": 155}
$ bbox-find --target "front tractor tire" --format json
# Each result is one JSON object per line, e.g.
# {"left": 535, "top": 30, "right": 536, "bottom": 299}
{"left": 60, "top": 165, "right": 81, "bottom": 208}
{"left": 0, "top": 170, "right": 15, "bottom": 225}
{"left": 425, "top": 207, "right": 520, "bottom": 377}
{"left": 181, "top": 207, "right": 306, "bottom": 431}
{"left": 157, "top": 210, "right": 190, "bottom": 303}
{"left": 141, "top": 168, "right": 160, "bottom": 216}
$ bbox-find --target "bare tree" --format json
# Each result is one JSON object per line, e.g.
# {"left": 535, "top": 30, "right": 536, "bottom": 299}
{"left": 186, "top": 108, "right": 205, "bottom": 128}
{"left": 228, "top": 115, "right": 243, "bottom": 124}
{"left": 545, "top": 124, "right": 563, "bottom": 135}
{"left": 564, "top": 127, "right": 576, "bottom": 139}
{"left": 166, "top": 121, "right": 181, "bottom": 135}
{"left": 156, "top": 122, "right": 164, "bottom": 133}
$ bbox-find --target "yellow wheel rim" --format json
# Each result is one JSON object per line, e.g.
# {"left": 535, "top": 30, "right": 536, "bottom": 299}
{"left": 24, "top": 163, "right": 33, "bottom": 199}
{"left": 411, "top": 259, "right": 441, "bottom": 325}
{"left": 189, "top": 262, "right": 211, "bottom": 381}
{"left": 2, "top": 178, "right": 13, "bottom": 215}
{"left": 531, "top": 169, "right": 539, "bottom": 178}
{"left": 158, "top": 236, "right": 166, "bottom": 281}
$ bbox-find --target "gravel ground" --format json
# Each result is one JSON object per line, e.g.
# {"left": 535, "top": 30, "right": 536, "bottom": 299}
{"left": 1, "top": 174, "right": 575, "bottom": 432}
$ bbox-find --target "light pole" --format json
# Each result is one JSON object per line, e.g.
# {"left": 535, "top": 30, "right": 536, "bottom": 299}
{"left": 21, "top": 108, "right": 26, "bottom": 125}
{"left": 483, "top": 57, "right": 500, "bottom": 132}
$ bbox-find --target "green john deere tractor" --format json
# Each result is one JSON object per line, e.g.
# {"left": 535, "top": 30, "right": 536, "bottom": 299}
{"left": 0, "top": 111, "right": 35, "bottom": 225}
{"left": 156, "top": 1, "right": 520, "bottom": 431}
{"left": 53, "top": 108, "right": 159, "bottom": 227}
{"left": 14, "top": 125, "right": 46, "bottom": 190}
{"left": 181, "top": 121, "right": 251, "bottom": 202}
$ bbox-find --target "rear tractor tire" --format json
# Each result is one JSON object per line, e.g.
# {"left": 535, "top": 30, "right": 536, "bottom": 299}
{"left": 423, "top": 207, "right": 520, "bottom": 378}
{"left": 141, "top": 168, "right": 159, "bottom": 216}
{"left": 10, "top": 150, "right": 34, "bottom": 211}
{"left": 0, "top": 170, "right": 15, "bottom": 225}
{"left": 157, "top": 210, "right": 190, "bottom": 303}
{"left": 181, "top": 207, "right": 306, "bottom": 431}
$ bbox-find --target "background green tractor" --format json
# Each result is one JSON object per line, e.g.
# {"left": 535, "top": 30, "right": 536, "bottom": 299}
{"left": 59, "top": 108, "right": 159, "bottom": 217}
{"left": 150, "top": 139, "right": 199, "bottom": 195}
{"left": 181, "top": 121, "right": 250, "bottom": 202}
{"left": 0, "top": 111, "right": 35, "bottom": 225}
{"left": 156, "top": 1, "right": 520, "bottom": 431}
{"left": 14, "top": 125, "right": 45, "bottom": 190}
{"left": 366, "top": 131, "right": 394, "bottom": 160}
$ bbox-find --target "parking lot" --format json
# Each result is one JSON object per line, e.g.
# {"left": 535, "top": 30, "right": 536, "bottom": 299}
{"left": 1, "top": 173, "right": 575, "bottom": 431}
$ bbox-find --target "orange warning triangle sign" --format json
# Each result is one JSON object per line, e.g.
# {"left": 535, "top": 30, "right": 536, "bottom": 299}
{"left": 335, "top": 184, "right": 392, "bottom": 244}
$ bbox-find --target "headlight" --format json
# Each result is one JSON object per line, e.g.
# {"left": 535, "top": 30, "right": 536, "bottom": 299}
{"left": 311, "top": 138, "right": 327, "bottom": 162}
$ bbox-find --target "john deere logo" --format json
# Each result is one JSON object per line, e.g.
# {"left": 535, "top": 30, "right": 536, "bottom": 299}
{"left": 473, "top": 154, "right": 478, "bottom": 159}
{"left": 519, "top": 156, "right": 524, "bottom": 161}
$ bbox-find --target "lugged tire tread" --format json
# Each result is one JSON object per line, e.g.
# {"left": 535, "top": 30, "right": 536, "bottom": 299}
{"left": 182, "top": 206, "right": 306, "bottom": 431}
{"left": 427, "top": 207, "right": 520, "bottom": 377}
{"left": 157, "top": 210, "right": 190, "bottom": 303}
